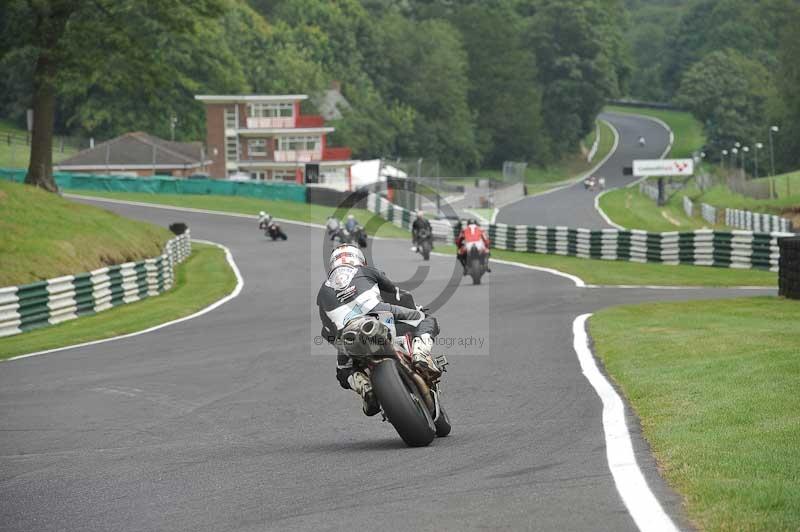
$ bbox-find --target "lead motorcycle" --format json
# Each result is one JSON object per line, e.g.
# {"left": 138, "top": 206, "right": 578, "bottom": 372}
{"left": 414, "top": 227, "right": 433, "bottom": 261}
{"left": 465, "top": 240, "right": 488, "bottom": 285}
{"left": 339, "top": 290, "right": 450, "bottom": 447}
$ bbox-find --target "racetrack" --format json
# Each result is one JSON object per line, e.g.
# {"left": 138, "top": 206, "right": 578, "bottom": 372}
{"left": 497, "top": 111, "right": 671, "bottom": 227}
{"left": 0, "top": 198, "right": 773, "bottom": 531}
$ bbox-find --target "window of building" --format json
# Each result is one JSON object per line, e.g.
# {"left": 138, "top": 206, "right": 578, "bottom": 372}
{"left": 248, "top": 102, "right": 293, "bottom": 119}
{"left": 278, "top": 136, "right": 320, "bottom": 151}
{"left": 248, "top": 139, "right": 267, "bottom": 156}
{"left": 224, "top": 106, "right": 237, "bottom": 129}
{"left": 225, "top": 138, "right": 238, "bottom": 160}
{"left": 249, "top": 171, "right": 267, "bottom": 181}
{"left": 272, "top": 170, "right": 297, "bottom": 182}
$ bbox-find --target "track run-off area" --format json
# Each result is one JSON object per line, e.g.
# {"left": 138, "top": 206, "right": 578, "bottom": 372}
{"left": 0, "top": 113, "right": 772, "bottom": 531}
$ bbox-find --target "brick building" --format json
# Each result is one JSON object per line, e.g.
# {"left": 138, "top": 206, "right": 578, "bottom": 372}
{"left": 195, "top": 94, "right": 356, "bottom": 190}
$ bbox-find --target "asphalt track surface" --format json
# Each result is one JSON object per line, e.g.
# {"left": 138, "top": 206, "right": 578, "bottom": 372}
{"left": 0, "top": 195, "right": 774, "bottom": 531}
{"left": 497, "top": 111, "right": 671, "bottom": 227}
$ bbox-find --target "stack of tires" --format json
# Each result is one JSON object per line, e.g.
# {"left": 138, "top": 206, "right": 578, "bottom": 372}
{"left": 778, "top": 236, "right": 800, "bottom": 299}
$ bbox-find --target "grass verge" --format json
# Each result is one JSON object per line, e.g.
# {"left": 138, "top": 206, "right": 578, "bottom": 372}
{"left": 1, "top": 180, "right": 171, "bottom": 286}
{"left": 435, "top": 245, "right": 776, "bottom": 287}
{"left": 63, "top": 189, "right": 411, "bottom": 239}
{"left": 0, "top": 119, "right": 78, "bottom": 168}
{"left": 0, "top": 243, "right": 236, "bottom": 360}
{"left": 590, "top": 297, "right": 800, "bottom": 530}
{"left": 604, "top": 105, "right": 705, "bottom": 159}
{"left": 599, "top": 186, "right": 719, "bottom": 232}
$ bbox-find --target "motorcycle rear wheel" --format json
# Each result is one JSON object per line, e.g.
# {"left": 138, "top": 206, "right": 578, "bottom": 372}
{"left": 470, "top": 257, "right": 482, "bottom": 285}
{"left": 371, "top": 359, "right": 436, "bottom": 447}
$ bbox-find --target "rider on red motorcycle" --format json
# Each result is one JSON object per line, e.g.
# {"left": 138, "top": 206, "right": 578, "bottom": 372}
{"left": 455, "top": 219, "right": 491, "bottom": 275}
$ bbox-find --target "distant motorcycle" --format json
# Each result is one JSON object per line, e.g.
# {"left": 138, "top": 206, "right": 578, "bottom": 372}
{"left": 414, "top": 227, "right": 433, "bottom": 261}
{"left": 265, "top": 222, "right": 287, "bottom": 241}
{"left": 465, "top": 240, "right": 488, "bottom": 285}
{"left": 638, "top": 136, "right": 646, "bottom": 147}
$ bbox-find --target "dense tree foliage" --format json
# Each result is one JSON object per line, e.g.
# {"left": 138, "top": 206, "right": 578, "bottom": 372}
{"left": 625, "top": 0, "right": 800, "bottom": 172}
{"left": 0, "top": 0, "right": 631, "bottom": 184}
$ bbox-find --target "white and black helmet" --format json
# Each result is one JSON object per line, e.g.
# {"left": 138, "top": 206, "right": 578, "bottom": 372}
{"left": 329, "top": 244, "right": 366, "bottom": 272}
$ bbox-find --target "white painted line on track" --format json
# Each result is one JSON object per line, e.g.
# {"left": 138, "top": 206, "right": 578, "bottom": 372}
{"left": 572, "top": 313, "right": 680, "bottom": 532}
{"left": 3, "top": 240, "right": 244, "bottom": 363}
{"left": 586, "top": 284, "right": 773, "bottom": 290}
{"left": 429, "top": 252, "right": 586, "bottom": 287}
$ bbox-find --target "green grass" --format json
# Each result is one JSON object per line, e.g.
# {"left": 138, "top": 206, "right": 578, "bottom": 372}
{"left": 599, "top": 186, "right": 720, "bottom": 232}
{"left": 590, "top": 297, "right": 800, "bottom": 531}
{"left": 62, "top": 189, "right": 412, "bottom": 239}
{"left": 680, "top": 180, "right": 800, "bottom": 215}
{"left": 0, "top": 119, "right": 78, "bottom": 168}
{"left": 476, "top": 119, "right": 616, "bottom": 189}
{"left": 0, "top": 243, "right": 236, "bottom": 360}
{"left": 0, "top": 180, "right": 171, "bottom": 286}
{"left": 604, "top": 105, "right": 706, "bottom": 159}
{"left": 465, "top": 208, "right": 495, "bottom": 222}
{"left": 435, "top": 245, "right": 776, "bottom": 287}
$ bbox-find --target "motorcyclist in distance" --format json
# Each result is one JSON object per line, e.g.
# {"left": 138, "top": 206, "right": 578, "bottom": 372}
{"left": 344, "top": 214, "right": 358, "bottom": 234}
{"left": 455, "top": 218, "right": 491, "bottom": 275}
{"left": 411, "top": 210, "right": 433, "bottom": 251}
{"left": 638, "top": 136, "right": 646, "bottom": 147}
{"left": 317, "top": 244, "right": 441, "bottom": 415}
{"left": 258, "top": 210, "right": 272, "bottom": 229}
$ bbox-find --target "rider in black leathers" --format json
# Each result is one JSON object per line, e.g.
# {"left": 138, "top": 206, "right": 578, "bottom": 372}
{"left": 411, "top": 210, "right": 433, "bottom": 251}
{"left": 317, "top": 244, "right": 441, "bottom": 415}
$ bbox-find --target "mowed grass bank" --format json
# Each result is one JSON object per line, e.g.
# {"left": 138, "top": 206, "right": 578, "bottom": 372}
{"left": 434, "top": 245, "right": 776, "bottom": 287}
{"left": 604, "top": 105, "right": 706, "bottom": 159}
{"left": 0, "top": 180, "right": 171, "bottom": 286}
{"left": 599, "top": 186, "right": 719, "bottom": 232}
{"left": 0, "top": 243, "right": 236, "bottom": 360}
{"left": 64, "top": 189, "right": 411, "bottom": 239}
{"left": 590, "top": 297, "right": 800, "bottom": 530}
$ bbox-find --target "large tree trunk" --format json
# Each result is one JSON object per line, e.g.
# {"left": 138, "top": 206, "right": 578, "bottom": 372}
{"left": 25, "top": 53, "right": 58, "bottom": 192}
{"left": 24, "top": 1, "right": 76, "bottom": 193}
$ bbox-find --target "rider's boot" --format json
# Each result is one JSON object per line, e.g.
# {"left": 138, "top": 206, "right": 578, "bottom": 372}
{"left": 412, "top": 334, "right": 441, "bottom": 377}
{"left": 348, "top": 371, "right": 380, "bottom": 416}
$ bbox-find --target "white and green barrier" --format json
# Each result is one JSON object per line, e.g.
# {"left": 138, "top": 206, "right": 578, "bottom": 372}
{"left": 366, "top": 192, "right": 790, "bottom": 271}
{"left": 0, "top": 232, "right": 191, "bottom": 338}
{"left": 726, "top": 207, "right": 793, "bottom": 233}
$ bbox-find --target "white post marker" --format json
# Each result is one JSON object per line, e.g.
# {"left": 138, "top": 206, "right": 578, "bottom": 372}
{"left": 572, "top": 313, "right": 679, "bottom": 532}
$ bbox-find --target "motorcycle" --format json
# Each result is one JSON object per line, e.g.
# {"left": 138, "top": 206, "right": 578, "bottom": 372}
{"left": 339, "top": 289, "right": 450, "bottom": 447}
{"left": 332, "top": 225, "right": 368, "bottom": 249}
{"left": 414, "top": 227, "right": 433, "bottom": 261}
{"left": 465, "top": 240, "right": 488, "bottom": 285}
{"left": 265, "top": 221, "right": 287, "bottom": 241}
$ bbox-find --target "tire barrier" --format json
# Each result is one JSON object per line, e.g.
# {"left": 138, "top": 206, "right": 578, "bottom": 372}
{"left": 0, "top": 232, "right": 192, "bottom": 338}
{"left": 0, "top": 169, "right": 307, "bottom": 203}
{"left": 778, "top": 236, "right": 800, "bottom": 299}
{"left": 726, "top": 207, "right": 793, "bottom": 234}
{"left": 366, "top": 192, "right": 790, "bottom": 272}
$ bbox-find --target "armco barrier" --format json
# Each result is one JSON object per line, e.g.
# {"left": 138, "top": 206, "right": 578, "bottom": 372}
{"left": 0, "top": 169, "right": 306, "bottom": 203}
{"left": 700, "top": 203, "right": 717, "bottom": 225}
{"left": 366, "top": 193, "right": 790, "bottom": 272}
{"left": 0, "top": 232, "right": 191, "bottom": 338}
{"left": 726, "top": 207, "right": 793, "bottom": 233}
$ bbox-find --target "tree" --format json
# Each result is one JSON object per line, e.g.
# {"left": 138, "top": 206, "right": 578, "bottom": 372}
{"left": 2, "top": 0, "right": 229, "bottom": 191}
{"left": 675, "top": 49, "right": 774, "bottom": 155}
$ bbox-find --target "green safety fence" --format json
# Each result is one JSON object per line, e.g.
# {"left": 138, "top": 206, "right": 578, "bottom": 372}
{"left": 0, "top": 168, "right": 307, "bottom": 203}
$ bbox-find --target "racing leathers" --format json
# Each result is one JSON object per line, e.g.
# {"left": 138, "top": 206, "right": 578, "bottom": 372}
{"left": 456, "top": 224, "right": 491, "bottom": 273}
{"left": 258, "top": 213, "right": 273, "bottom": 229}
{"left": 412, "top": 217, "right": 433, "bottom": 249}
{"left": 316, "top": 265, "right": 440, "bottom": 404}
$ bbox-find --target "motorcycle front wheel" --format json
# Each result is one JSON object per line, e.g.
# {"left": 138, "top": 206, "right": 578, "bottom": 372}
{"left": 371, "top": 359, "right": 436, "bottom": 447}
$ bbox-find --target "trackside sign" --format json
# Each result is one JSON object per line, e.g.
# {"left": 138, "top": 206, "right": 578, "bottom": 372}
{"left": 633, "top": 159, "right": 694, "bottom": 177}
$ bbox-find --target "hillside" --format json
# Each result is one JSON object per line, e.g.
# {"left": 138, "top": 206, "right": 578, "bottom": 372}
{"left": 0, "top": 180, "right": 171, "bottom": 286}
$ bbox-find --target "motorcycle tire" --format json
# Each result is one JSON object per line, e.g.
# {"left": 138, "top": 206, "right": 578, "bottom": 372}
{"left": 434, "top": 402, "right": 452, "bottom": 437}
{"left": 371, "top": 359, "right": 436, "bottom": 447}
{"left": 470, "top": 257, "right": 482, "bottom": 285}
{"left": 421, "top": 241, "right": 431, "bottom": 261}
